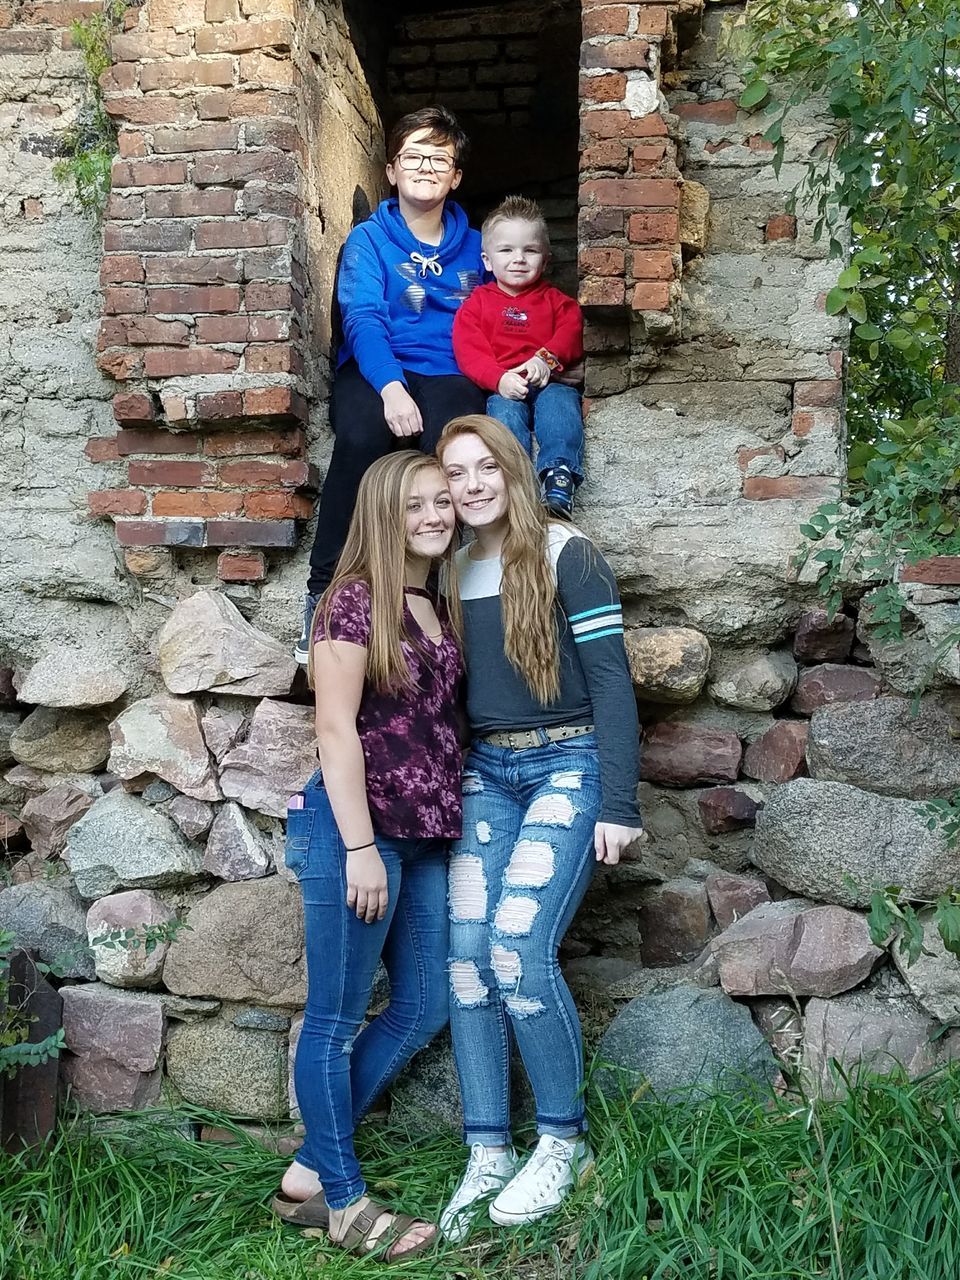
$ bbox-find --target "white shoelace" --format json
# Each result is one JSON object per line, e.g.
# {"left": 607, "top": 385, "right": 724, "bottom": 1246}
{"left": 513, "top": 1137, "right": 578, "bottom": 1204}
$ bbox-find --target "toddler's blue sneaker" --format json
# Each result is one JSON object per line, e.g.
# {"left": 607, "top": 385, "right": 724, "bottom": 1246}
{"left": 541, "top": 465, "right": 575, "bottom": 518}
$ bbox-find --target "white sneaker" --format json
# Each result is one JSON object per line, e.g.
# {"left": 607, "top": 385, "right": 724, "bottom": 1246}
{"left": 440, "top": 1143, "right": 519, "bottom": 1243}
{"left": 489, "top": 1134, "right": 594, "bottom": 1226}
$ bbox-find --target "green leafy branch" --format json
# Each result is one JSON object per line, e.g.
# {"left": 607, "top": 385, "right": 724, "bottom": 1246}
{"left": 89, "top": 919, "right": 189, "bottom": 956}
{"left": 0, "top": 930, "right": 66, "bottom": 1080}
{"left": 867, "top": 885, "right": 960, "bottom": 968}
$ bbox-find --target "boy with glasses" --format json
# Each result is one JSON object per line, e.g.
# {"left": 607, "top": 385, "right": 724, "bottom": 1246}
{"left": 297, "top": 106, "right": 486, "bottom": 663}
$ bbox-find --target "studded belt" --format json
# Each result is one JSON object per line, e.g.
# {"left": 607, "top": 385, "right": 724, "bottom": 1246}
{"left": 478, "top": 724, "right": 594, "bottom": 751}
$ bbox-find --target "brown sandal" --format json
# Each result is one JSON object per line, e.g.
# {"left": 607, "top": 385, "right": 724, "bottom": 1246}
{"left": 330, "top": 1197, "right": 437, "bottom": 1262}
{"left": 271, "top": 1189, "right": 330, "bottom": 1227}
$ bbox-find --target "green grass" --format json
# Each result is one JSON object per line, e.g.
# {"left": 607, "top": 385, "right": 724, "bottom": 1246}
{"left": 3, "top": 1065, "right": 960, "bottom": 1280}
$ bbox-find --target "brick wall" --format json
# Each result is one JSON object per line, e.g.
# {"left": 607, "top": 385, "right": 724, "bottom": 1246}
{"left": 89, "top": 0, "right": 382, "bottom": 578}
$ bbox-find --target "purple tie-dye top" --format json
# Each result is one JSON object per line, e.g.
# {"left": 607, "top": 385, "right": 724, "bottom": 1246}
{"left": 313, "top": 579, "right": 463, "bottom": 840}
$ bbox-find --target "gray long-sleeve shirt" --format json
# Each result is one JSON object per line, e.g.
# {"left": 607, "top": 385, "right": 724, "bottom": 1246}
{"left": 456, "top": 524, "right": 642, "bottom": 825}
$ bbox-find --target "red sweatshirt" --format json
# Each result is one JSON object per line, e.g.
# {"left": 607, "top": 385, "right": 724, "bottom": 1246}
{"left": 452, "top": 279, "right": 584, "bottom": 392}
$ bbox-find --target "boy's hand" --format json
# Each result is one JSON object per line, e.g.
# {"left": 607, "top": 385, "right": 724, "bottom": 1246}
{"left": 381, "top": 381, "right": 423, "bottom": 437}
{"left": 518, "top": 355, "right": 550, "bottom": 388}
{"left": 498, "top": 369, "right": 529, "bottom": 400}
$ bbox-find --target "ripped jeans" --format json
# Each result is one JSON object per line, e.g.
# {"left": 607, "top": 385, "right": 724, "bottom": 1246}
{"left": 447, "top": 736, "right": 601, "bottom": 1146}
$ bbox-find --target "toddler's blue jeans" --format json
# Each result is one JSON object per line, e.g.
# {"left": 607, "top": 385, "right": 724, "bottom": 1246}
{"left": 286, "top": 773, "right": 449, "bottom": 1208}
{"left": 447, "top": 736, "right": 600, "bottom": 1146}
{"left": 486, "top": 382, "right": 584, "bottom": 480}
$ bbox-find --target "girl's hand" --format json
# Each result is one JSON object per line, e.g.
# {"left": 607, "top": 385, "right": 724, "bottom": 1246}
{"left": 497, "top": 369, "right": 529, "bottom": 400}
{"left": 381, "top": 381, "right": 423, "bottom": 437}
{"left": 594, "top": 822, "right": 646, "bottom": 866}
{"left": 346, "top": 846, "right": 388, "bottom": 922}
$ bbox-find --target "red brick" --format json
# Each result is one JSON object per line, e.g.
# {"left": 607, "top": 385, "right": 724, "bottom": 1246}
{"left": 242, "top": 247, "right": 293, "bottom": 281}
{"left": 737, "top": 445, "right": 785, "bottom": 472}
{"left": 104, "top": 192, "right": 143, "bottom": 221}
{"left": 244, "top": 282, "right": 300, "bottom": 312}
{"left": 96, "top": 350, "right": 141, "bottom": 380}
{"left": 578, "top": 207, "right": 625, "bottom": 240}
{"left": 145, "top": 188, "right": 238, "bottom": 218}
{"left": 581, "top": 140, "right": 628, "bottom": 171}
{"left": 219, "top": 459, "right": 313, "bottom": 487}
{"left": 117, "top": 428, "right": 199, "bottom": 456}
{"left": 112, "top": 158, "right": 188, "bottom": 187}
{"left": 245, "top": 343, "right": 301, "bottom": 375}
{"left": 579, "top": 278, "right": 625, "bottom": 307}
{"left": 217, "top": 551, "right": 266, "bottom": 582}
{"left": 127, "top": 460, "right": 216, "bottom": 486}
{"left": 581, "top": 38, "right": 651, "bottom": 69}
{"left": 582, "top": 7, "right": 630, "bottom": 37}
{"left": 193, "top": 149, "right": 296, "bottom": 187}
{"left": 631, "top": 250, "right": 675, "bottom": 280}
{"left": 635, "top": 5, "right": 670, "bottom": 36}
{"left": 792, "top": 410, "right": 840, "bottom": 439}
{"left": 828, "top": 349, "right": 844, "bottom": 374}
{"left": 196, "top": 391, "right": 243, "bottom": 420}
{"left": 579, "top": 247, "right": 624, "bottom": 276}
{"left": 206, "top": 519, "right": 298, "bottom": 547}
{"left": 195, "top": 218, "right": 290, "bottom": 249}
{"left": 794, "top": 380, "right": 842, "bottom": 408}
{"left": 899, "top": 556, "right": 960, "bottom": 585}
{"left": 153, "top": 491, "right": 243, "bottom": 517}
{"left": 111, "top": 31, "right": 192, "bottom": 60}
{"left": 85, "top": 435, "right": 121, "bottom": 462}
{"left": 194, "top": 18, "right": 293, "bottom": 53}
{"left": 579, "top": 72, "right": 626, "bottom": 103}
{"left": 244, "top": 491, "right": 313, "bottom": 519}
{"left": 87, "top": 489, "right": 148, "bottom": 517}
{"left": 103, "top": 222, "right": 192, "bottom": 253}
{"left": 674, "top": 100, "right": 738, "bottom": 125}
{"left": 100, "top": 317, "right": 191, "bottom": 348}
{"left": 580, "top": 177, "right": 680, "bottom": 208}
{"left": 743, "top": 476, "right": 837, "bottom": 501}
{"left": 196, "top": 89, "right": 296, "bottom": 121}
{"left": 112, "top": 394, "right": 157, "bottom": 427}
{"left": 203, "top": 427, "right": 304, "bottom": 457}
{"left": 628, "top": 211, "right": 680, "bottom": 242}
{"left": 115, "top": 520, "right": 207, "bottom": 548}
{"left": 143, "top": 348, "right": 240, "bottom": 376}
{"left": 704, "top": 140, "right": 734, "bottom": 155}
{"left": 242, "top": 386, "right": 307, "bottom": 421}
{"left": 631, "top": 142, "right": 668, "bottom": 168}
{"left": 747, "top": 134, "right": 775, "bottom": 153}
{"left": 104, "top": 96, "right": 197, "bottom": 127}
{"left": 123, "top": 548, "right": 171, "bottom": 575}
{"left": 581, "top": 109, "right": 668, "bottom": 141}
{"left": 766, "top": 214, "right": 797, "bottom": 241}
{"left": 152, "top": 122, "right": 240, "bottom": 152}
{"left": 99, "top": 63, "right": 138, "bottom": 93}
{"left": 631, "top": 282, "right": 671, "bottom": 310}
{"left": 100, "top": 255, "right": 144, "bottom": 285}
{"left": 145, "top": 255, "right": 240, "bottom": 284}
{"left": 146, "top": 285, "right": 240, "bottom": 314}
{"left": 0, "top": 30, "right": 53, "bottom": 52}
{"left": 140, "top": 59, "right": 236, "bottom": 93}
{"left": 21, "top": 1, "right": 102, "bottom": 24}
{"left": 103, "top": 287, "right": 145, "bottom": 315}
{"left": 197, "top": 314, "right": 290, "bottom": 342}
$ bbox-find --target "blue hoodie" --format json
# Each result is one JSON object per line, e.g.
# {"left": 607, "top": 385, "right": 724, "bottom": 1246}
{"left": 336, "top": 198, "right": 484, "bottom": 393}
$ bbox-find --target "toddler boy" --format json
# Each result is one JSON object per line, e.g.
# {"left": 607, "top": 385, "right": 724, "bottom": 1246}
{"left": 452, "top": 195, "right": 584, "bottom": 516}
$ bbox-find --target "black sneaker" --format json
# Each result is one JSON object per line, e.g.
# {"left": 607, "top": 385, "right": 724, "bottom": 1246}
{"left": 541, "top": 465, "right": 575, "bottom": 517}
{"left": 294, "top": 592, "right": 321, "bottom": 665}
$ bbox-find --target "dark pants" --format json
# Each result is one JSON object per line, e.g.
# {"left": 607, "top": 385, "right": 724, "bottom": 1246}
{"left": 307, "top": 360, "right": 486, "bottom": 594}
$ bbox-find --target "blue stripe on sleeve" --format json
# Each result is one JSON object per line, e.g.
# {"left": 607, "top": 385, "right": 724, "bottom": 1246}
{"left": 573, "top": 626, "right": 624, "bottom": 644}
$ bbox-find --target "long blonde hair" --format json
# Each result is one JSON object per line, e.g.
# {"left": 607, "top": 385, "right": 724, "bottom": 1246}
{"left": 437, "top": 415, "right": 561, "bottom": 704}
{"left": 308, "top": 452, "right": 459, "bottom": 692}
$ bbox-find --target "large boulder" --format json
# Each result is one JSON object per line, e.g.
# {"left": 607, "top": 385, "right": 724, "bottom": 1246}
{"left": 15, "top": 649, "right": 128, "bottom": 708}
{"left": 86, "top": 889, "right": 177, "bottom": 989}
{"left": 10, "top": 707, "right": 111, "bottom": 773}
{"left": 752, "top": 778, "right": 960, "bottom": 908}
{"left": 19, "top": 782, "right": 93, "bottom": 857}
{"left": 709, "top": 649, "right": 798, "bottom": 712}
{"left": 807, "top": 695, "right": 960, "bottom": 799}
{"left": 790, "top": 664, "right": 880, "bottom": 715}
{"left": 891, "top": 914, "right": 960, "bottom": 1023}
{"left": 60, "top": 984, "right": 164, "bottom": 1112}
{"left": 624, "top": 627, "right": 711, "bottom": 704}
{"left": 637, "top": 877, "right": 713, "bottom": 966}
{"left": 219, "top": 699, "right": 316, "bottom": 818}
{"left": 666, "top": 698, "right": 774, "bottom": 744}
{"left": 595, "top": 985, "right": 779, "bottom": 1100}
{"left": 108, "top": 696, "right": 221, "bottom": 802}
{"left": 163, "top": 876, "right": 305, "bottom": 1005}
{"left": 65, "top": 791, "right": 204, "bottom": 899}
{"left": 741, "top": 720, "right": 808, "bottom": 783}
{"left": 203, "top": 802, "right": 272, "bottom": 881}
{"left": 801, "top": 974, "right": 938, "bottom": 1099}
{"left": 711, "top": 899, "right": 881, "bottom": 998}
{"left": 705, "top": 870, "right": 770, "bottom": 927}
{"left": 166, "top": 1014, "right": 289, "bottom": 1120}
{"left": 159, "top": 590, "right": 297, "bottom": 697}
{"left": 640, "top": 722, "right": 742, "bottom": 787}
{"left": 0, "top": 878, "right": 93, "bottom": 977}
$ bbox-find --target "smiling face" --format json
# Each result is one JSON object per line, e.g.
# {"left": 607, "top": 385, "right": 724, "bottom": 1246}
{"left": 404, "top": 466, "right": 456, "bottom": 563}
{"left": 440, "top": 432, "right": 510, "bottom": 539}
{"left": 481, "top": 218, "right": 548, "bottom": 295}
{"left": 385, "top": 127, "right": 462, "bottom": 214}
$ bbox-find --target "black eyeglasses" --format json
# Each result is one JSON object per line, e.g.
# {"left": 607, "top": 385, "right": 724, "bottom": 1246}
{"left": 394, "top": 151, "right": 456, "bottom": 174}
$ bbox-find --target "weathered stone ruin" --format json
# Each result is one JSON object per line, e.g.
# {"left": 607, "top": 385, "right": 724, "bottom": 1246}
{"left": 2, "top": 0, "right": 959, "bottom": 1131}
